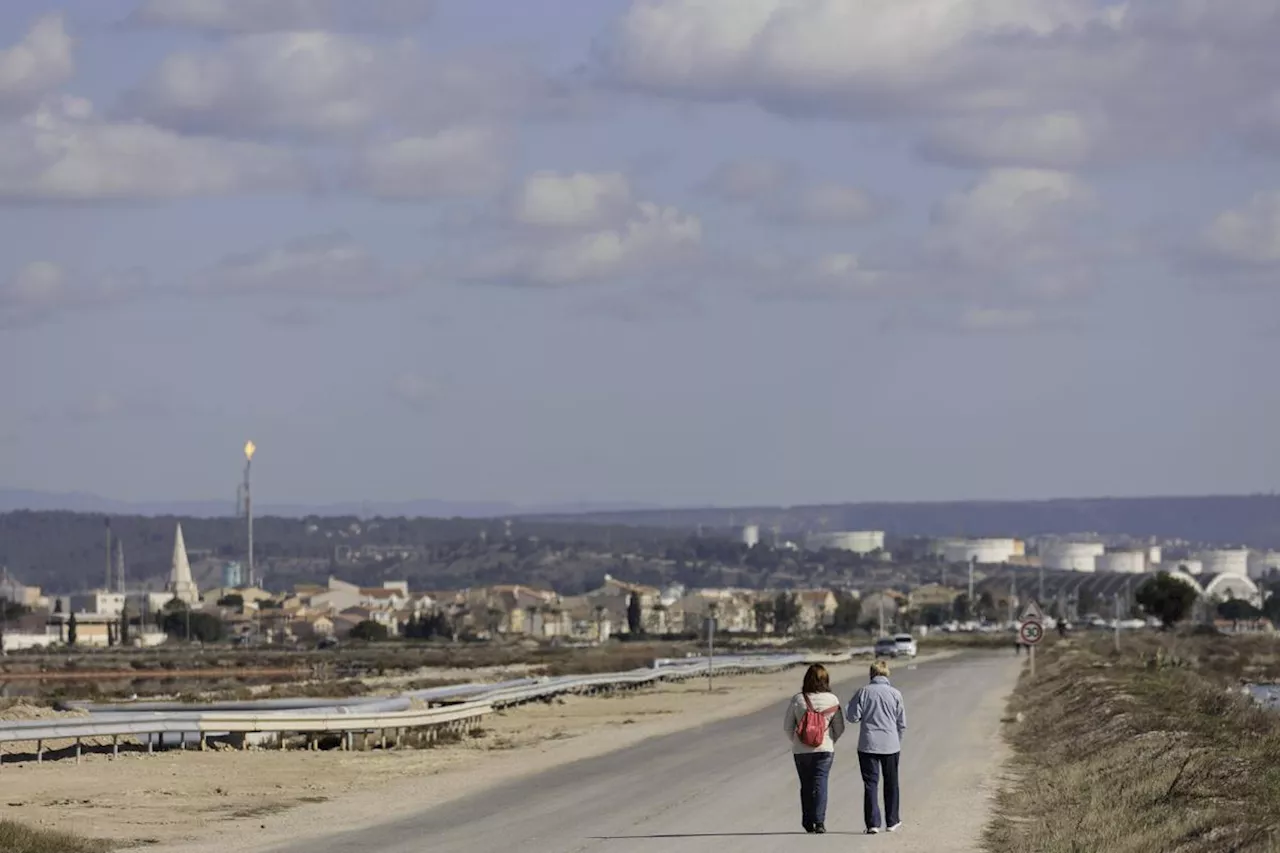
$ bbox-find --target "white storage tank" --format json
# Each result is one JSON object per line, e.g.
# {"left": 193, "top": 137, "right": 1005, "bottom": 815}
{"left": 741, "top": 524, "right": 760, "bottom": 548}
{"left": 1040, "top": 542, "right": 1105, "bottom": 572}
{"left": 1197, "top": 548, "right": 1249, "bottom": 577}
{"left": 1096, "top": 550, "right": 1146, "bottom": 574}
{"left": 805, "top": 530, "right": 885, "bottom": 554}
{"left": 1163, "top": 559, "right": 1204, "bottom": 576}
{"left": 942, "top": 538, "right": 1018, "bottom": 565}
{"left": 1146, "top": 546, "right": 1163, "bottom": 566}
{"left": 1249, "top": 551, "right": 1280, "bottom": 580}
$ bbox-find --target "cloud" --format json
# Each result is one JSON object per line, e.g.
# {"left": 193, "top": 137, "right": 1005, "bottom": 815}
{"left": 1, "top": 261, "right": 151, "bottom": 330}
{"left": 927, "top": 168, "right": 1093, "bottom": 277}
{"left": 196, "top": 233, "right": 411, "bottom": 298}
{"left": 390, "top": 373, "right": 443, "bottom": 410}
{"left": 510, "top": 171, "right": 634, "bottom": 229}
{"left": 602, "top": 0, "right": 1280, "bottom": 167}
{"left": 0, "top": 14, "right": 73, "bottom": 109}
{"left": 0, "top": 96, "right": 304, "bottom": 201}
{"left": 699, "top": 158, "right": 883, "bottom": 226}
{"left": 766, "top": 184, "right": 881, "bottom": 225}
{"left": 356, "top": 127, "right": 506, "bottom": 198}
{"left": 1201, "top": 192, "right": 1280, "bottom": 269}
{"left": 957, "top": 306, "right": 1039, "bottom": 333}
{"left": 465, "top": 201, "right": 702, "bottom": 287}
{"left": 918, "top": 111, "right": 1112, "bottom": 169}
{"left": 738, "top": 250, "right": 888, "bottom": 300}
{"left": 122, "top": 32, "right": 584, "bottom": 138}
{"left": 700, "top": 158, "right": 791, "bottom": 202}
{"left": 130, "top": 0, "right": 435, "bottom": 33}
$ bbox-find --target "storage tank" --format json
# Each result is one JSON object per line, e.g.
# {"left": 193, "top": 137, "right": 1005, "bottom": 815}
{"left": 1040, "top": 542, "right": 1105, "bottom": 572}
{"left": 1249, "top": 551, "right": 1280, "bottom": 580}
{"left": 1196, "top": 548, "right": 1249, "bottom": 577}
{"left": 1146, "top": 546, "right": 1162, "bottom": 566}
{"left": 805, "top": 530, "right": 885, "bottom": 554}
{"left": 741, "top": 525, "right": 760, "bottom": 548}
{"left": 1163, "top": 559, "right": 1203, "bottom": 576}
{"left": 942, "top": 538, "right": 1018, "bottom": 565}
{"left": 1095, "top": 550, "right": 1146, "bottom": 574}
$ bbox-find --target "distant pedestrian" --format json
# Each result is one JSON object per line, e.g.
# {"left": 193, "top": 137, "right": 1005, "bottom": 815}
{"left": 848, "top": 659, "right": 906, "bottom": 835}
{"left": 784, "top": 663, "right": 845, "bottom": 834}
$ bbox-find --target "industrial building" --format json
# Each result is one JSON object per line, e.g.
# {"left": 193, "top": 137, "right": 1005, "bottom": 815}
{"left": 805, "top": 530, "right": 885, "bottom": 554}
{"left": 740, "top": 525, "right": 760, "bottom": 548}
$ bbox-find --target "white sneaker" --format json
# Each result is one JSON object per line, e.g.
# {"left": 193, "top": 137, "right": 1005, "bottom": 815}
{"left": 887, "top": 823, "right": 902, "bottom": 833}
{"left": 866, "top": 827, "right": 881, "bottom": 834}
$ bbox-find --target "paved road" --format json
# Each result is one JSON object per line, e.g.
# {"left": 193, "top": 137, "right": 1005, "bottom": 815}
{"left": 270, "top": 653, "right": 1018, "bottom": 853}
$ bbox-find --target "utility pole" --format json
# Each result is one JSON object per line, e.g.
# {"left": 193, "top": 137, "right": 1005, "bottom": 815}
{"left": 878, "top": 594, "right": 886, "bottom": 636}
{"left": 1113, "top": 592, "right": 1121, "bottom": 653}
{"left": 968, "top": 558, "right": 975, "bottom": 607}
{"left": 706, "top": 603, "right": 718, "bottom": 693}
{"left": 104, "top": 517, "right": 112, "bottom": 591}
{"left": 1038, "top": 564, "right": 1045, "bottom": 604}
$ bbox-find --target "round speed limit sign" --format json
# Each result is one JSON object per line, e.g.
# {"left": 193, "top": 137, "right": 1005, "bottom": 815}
{"left": 1019, "top": 619, "right": 1044, "bottom": 646}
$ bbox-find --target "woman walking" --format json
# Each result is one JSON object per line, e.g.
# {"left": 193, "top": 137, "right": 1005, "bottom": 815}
{"left": 848, "top": 659, "right": 907, "bottom": 834}
{"left": 784, "top": 663, "right": 845, "bottom": 834}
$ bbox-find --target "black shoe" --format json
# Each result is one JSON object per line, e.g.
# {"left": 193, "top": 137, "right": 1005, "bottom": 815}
{"left": 803, "top": 824, "right": 815, "bottom": 834}
{"left": 814, "top": 824, "right": 827, "bottom": 834}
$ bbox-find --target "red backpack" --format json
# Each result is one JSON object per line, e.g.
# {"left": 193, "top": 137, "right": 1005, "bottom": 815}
{"left": 795, "top": 694, "right": 839, "bottom": 748}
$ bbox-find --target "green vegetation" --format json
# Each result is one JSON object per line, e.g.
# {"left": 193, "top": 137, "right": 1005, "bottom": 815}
{"left": 987, "top": 633, "right": 1280, "bottom": 853}
{"left": 1135, "top": 571, "right": 1200, "bottom": 628}
{"left": 348, "top": 620, "right": 389, "bottom": 641}
{"left": 0, "top": 820, "right": 112, "bottom": 853}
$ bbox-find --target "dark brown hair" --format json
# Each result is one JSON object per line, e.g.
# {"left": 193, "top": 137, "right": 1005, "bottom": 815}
{"left": 802, "top": 663, "right": 830, "bottom": 694}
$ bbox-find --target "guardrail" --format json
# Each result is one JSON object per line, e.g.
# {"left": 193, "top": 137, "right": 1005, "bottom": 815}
{"left": 0, "top": 648, "right": 859, "bottom": 768}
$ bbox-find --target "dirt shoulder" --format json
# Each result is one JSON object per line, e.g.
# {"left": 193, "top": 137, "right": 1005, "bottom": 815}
{"left": 985, "top": 634, "right": 1280, "bottom": 853}
{"left": 5, "top": 657, "right": 948, "bottom": 852}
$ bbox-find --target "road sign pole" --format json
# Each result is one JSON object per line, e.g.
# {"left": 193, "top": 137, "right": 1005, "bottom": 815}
{"left": 1030, "top": 643, "right": 1035, "bottom": 676}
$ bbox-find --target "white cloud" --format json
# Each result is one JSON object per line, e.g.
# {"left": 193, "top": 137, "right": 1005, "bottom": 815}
{"left": 123, "top": 32, "right": 582, "bottom": 138}
{"left": 604, "top": 0, "right": 1280, "bottom": 167}
{"left": 467, "top": 202, "right": 702, "bottom": 287}
{"left": 0, "top": 96, "right": 304, "bottom": 201}
{"left": 1, "top": 261, "right": 151, "bottom": 329}
{"left": 197, "top": 234, "right": 409, "bottom": 298}
{"left": 919, "top": 111, "right": 1110, "bottom": 169}
{"left": 357, "top": 127, "right": 506, "bottom": 198}
{"left": 131, "top": 0, "right": 435, "bottom": 33}
{"left": 1201, "top": 192, "right": 1280, "bottom": 269}
{"left": 743, "top": 250, "right": 887, "bottom": 300}
{"left": 0, "top": 14, "right": 73, "bottom": 108}
{"left": 700, "top": 158, "right": 882, "bottom": 226}
{"left": 511, "top": 171, "right": 634, "bottom": 229}
{"left": 928, "top": 168, "right": 1092, "bottom": 273}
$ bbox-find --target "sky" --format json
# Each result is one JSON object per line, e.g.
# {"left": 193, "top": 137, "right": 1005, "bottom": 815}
{"left": 1, "top": 0, "right": 1279, "bottom": 509}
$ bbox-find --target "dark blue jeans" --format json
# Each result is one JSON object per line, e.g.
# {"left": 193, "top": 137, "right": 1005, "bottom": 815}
{"left": 858, "top": 751, "right": 901, "bottom": 829}
{"left": 793, "top": 752, "right": 834, "bottom": 829}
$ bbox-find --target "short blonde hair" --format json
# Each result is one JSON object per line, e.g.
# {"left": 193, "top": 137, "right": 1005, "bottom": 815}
{"left": 870, "top": 659, "right": 891, "bottom": 678}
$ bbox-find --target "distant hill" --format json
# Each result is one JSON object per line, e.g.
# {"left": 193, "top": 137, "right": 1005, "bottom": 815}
{"left": 0, "top": 490, "right": 662, "bottom": 520}
{"left": 526, "top": 495, "right": 1280, "bottom": 549}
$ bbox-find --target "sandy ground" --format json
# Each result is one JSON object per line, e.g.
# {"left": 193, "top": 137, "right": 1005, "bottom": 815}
{"left": 2, "top": 658, "right": 933, "bottom": 850}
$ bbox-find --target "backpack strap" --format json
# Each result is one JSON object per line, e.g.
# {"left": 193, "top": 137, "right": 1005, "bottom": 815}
{"left": 803, "top": 693, "right": 840, "bottom": 717}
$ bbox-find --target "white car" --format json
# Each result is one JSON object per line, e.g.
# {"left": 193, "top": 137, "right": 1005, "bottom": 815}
{"left": 893, "top": 634, "right": 918, "bottom": 658}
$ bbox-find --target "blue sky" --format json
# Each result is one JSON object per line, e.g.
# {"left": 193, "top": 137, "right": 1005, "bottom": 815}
{"left": 1, "top": 0, "right": 1278, "bottom": 508}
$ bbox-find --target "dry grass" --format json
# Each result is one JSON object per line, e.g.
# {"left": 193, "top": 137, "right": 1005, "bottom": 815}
{"left": 986, "top": 632, "right": 1280, "bottom": 853}
{"left": 0, "top": 820, "right": 112, "bottom": 853}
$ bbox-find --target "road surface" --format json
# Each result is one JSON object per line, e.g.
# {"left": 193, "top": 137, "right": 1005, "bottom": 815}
{"left": 269, "top": 652, "right": 1018, "bottom": 853}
